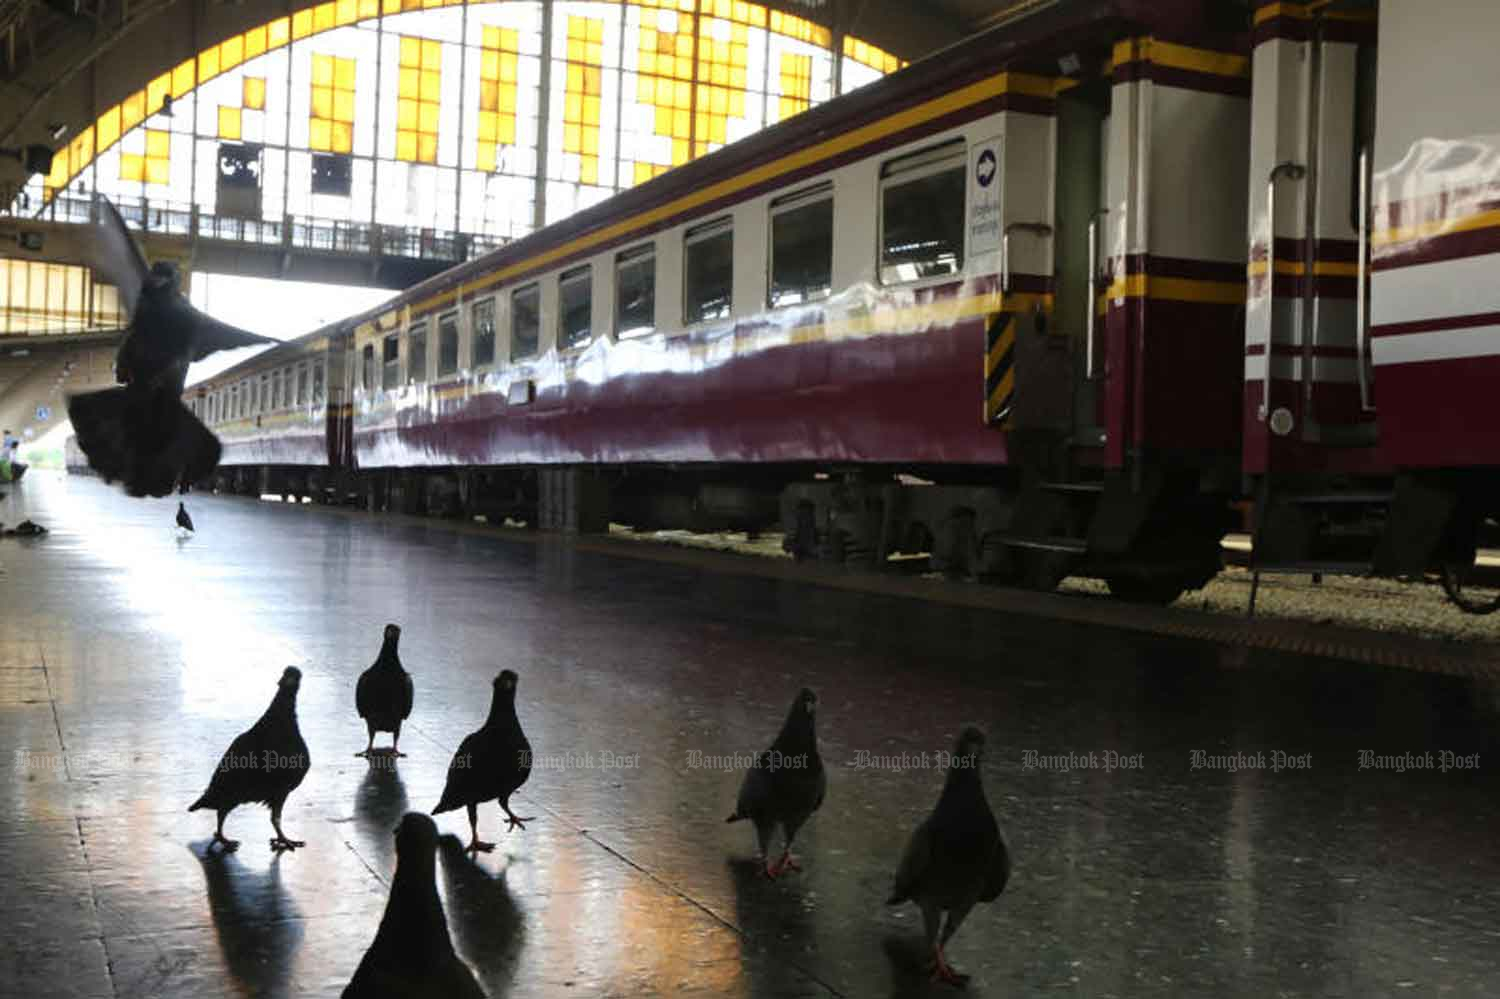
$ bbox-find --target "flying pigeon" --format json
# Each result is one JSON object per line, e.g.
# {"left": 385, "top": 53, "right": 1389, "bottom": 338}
{"left": 726, "top": 687, "right": 826, "bottom": 878}
{"left": 342, "top": 813, "right": 486, "bottom": 999}
{"left": 67, "top": 193, "right": 275, "bottom": 497}
{"left": 189, "top": 666, "right": 312, "bottom": 852}
{"left": 886, "top": 727, "right": 1010, "bottom": 986}
{"left": 432, "top": 670, "right": 532, "bottom": 853}
{"left": 5, "top": 519, "right": 46, "bottom": 537}
{"left": 356, "top": 624, "right": 414, "bottom": 758}
{"left": 175, "top": 502, "right": 195, "bottom": 535}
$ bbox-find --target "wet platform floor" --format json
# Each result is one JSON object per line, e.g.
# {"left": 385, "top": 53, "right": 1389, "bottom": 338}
{"left": 3, "top": 473, "right": 1500, "bottom": 998}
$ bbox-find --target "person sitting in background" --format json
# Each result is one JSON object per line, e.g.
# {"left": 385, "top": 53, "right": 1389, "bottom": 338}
{"left": 2, "top": 430, "right": 27, "bottom": 483}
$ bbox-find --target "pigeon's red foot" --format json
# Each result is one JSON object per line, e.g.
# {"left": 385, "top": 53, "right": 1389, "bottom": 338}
{"left": 766, "top": 852, "right": 801, "bottom": 877}
{"left": 211, "top": 833, "right": 240, "bottom": 852}
{"left": 930, "top": 950, "right": 970, "bottom": 988}
{"left": 467, "top": 838, "right": 496, "bottom": 854}
{"left": 269, "top": 836, "right": 305, "bottom": 852}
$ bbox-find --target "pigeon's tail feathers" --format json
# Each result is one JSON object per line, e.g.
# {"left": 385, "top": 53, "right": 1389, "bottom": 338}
{"left": 884, "top": 891, "right": 908, "bottom": 906}
{"left": 725, "top": 810, "right": 743, "bottom": 824}
{"left": 68, "top": 387, "right": 220, "bottom": 497}
{"left": 188, "top": 791, "right": 210, "bottom": 812}
{"left": 431, "top": 793, "right": 458, "bottom": 816}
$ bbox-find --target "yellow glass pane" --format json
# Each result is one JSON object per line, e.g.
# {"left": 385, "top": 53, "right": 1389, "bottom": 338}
{"left": 482, "top": 25, "right": 500, "bottom": 50}
{"left": 120, "top": 154, "right": 144, "bottom": 182}
{"left": 382, "top": 0, "right": 400, "bottom": 14}
{"left": 313, "top": 2, "right": 334, "bottom": 33}
{"left": 358, "top": 0, "right": 378, "bottom": 18}
{"left": 674, "top": 34, "right": 692, "bottom": 58}
{"left": 563, "top": 123, "right": 580, "bottom": 153}
{"left": 695, "top": 112, "right": 709, "bottom": 136}
{"left": 399, "top": 67, "right": 419, "bottom": 98}
{"left": 672, "top": 108, "right": 689, "bottom": 136}
{"left": 397, "top": 99, "right": 418, "bottom": 130}
{"left": 480, "top": 50, "right": 500, "bottom": 80}
{"left": 653, "top": 105, "right": 670, "bottom": 134}
{"left": 145, "top": 129, "right": 170, "bottom": 158}
{"left": 400, "top": 36, "right": 421, "bottom": 67}
{"left": 334, "top": 90, "right": 356, "bottom": 123}
{"left": 499, "top": 87, "right": 517, "bottom": 113}
{"left": 309, "top": 117, "right": 332, "bottom": 150}
{"left": 221, "top": 34, "right": 244, "bottom": 71}
{"left": 396, "top": 130, "right": 418, "bottom": 161}
{"left": 634, "top": 161, "right": 653, "bottom": 185}
{"left": 245, "top": 26, "right": 267, "bottom": 59}
{"left": 733, "top": 22, "right": 749, "bottom": 42}
{"left": 311, "top": 86, "right": 333, "bottom": 119}
{"left": 70, "top": 128, "right": 93, "bottom": 169}
{"left": 584, "top": 96, "right": 600, "bottom": 125}
{"left": 568, "top": 17, "right": 584, "bottom": 40}
{"left": 336, "top": 0, "right": 357, "bottom": 25}
{"left": 502, "top": 28, "right": 517, "bottom": 50}
{"left": 674, "top": 79, "right": 692, "bottom": 106}
{"left": 671, "top": 138, "right": 688, "bottom": 164}
{"left": 694, "top": 140, "right": 707, "bottom": 157}
{"left": 312, "top": 54, "right": 333, "bottom": 86}
{"left": 500, "top": 53, "right": 517, "bottom": 82}
{"left": 709, "top": 87, "right": 727, "bottom": 113}
{"left": 497, "top": 113, "right": 515, "bottom": 144}
{"left": 291, "top": 8, "right": 313, "bottom": 40}
{"left": 96, "top": 107, "right": 120, "bottom": 151}
{"left": 418, "top": 101, "right": 439, "bottom": 133}
{"left": 476, "top": 110, "right": 497, "bottom": 141}
{"left": 582, "top": 127, "right": 599, "bottom": 155}
{"left": 477, "top": 144, "right": 496, "bottom": 173}
{"left": 710, "top": 63, "right": 727, "bottom": 85}
{"left": 268, "top": 17, "right": 290, "bottom": 49}
{"left": 420, "top": 70, "right": 440, "bottom": 100}
{"left": 121, "top": 91, "right": 144, "bottom": 130}
{"left": 332, "top": 121, "right": 353, "bottom": 154}
{"left": 581, "top": 156, "right": 597, "bottom": 185}
{"left": 566, "top": 64, "right": 582, "bottom": 91}
{"left": 244, "top": 76, "right": 266, "bottom": 110}
{"left": 145, "top": 157, "right": 169, "bottom": 186}
{"left": 567, "top": 39, "right": 582, "bottom": 62}
{"left": 640, "top": 52, "right": 657, "bottom": 76}
{"left": 335, "top": 56, "right": 356, "bottom": 90}
{"left": 172, "top": 59, "right": 196, "bottom": 98}
{"left": 584, "top": 66, "right": 601, "bottom": 94}
{"left": 422, "top": 39, "right": 441, "bottom": 70}
{"left": 478, "top": 79, "right": 497, "bottom": 111}
{"left": 730, "top": 66, "right": 746, "bottom": 88}
{"left": 199, "top": 46, "right": 221, "bottom": 82}
{"left": 564, "top": 93, "right": 582, "bottom": 122}
{"left": 417, "top": 133, "right": 437, "bottom": 163}
{"left": 147, "top": 73, "right": 168, "bottom": 112}
{"left": 710, "top": 116, "right": 726, "bottom": 143}
{"left": 218, "top": 105, "right": 242, "bottom": 139}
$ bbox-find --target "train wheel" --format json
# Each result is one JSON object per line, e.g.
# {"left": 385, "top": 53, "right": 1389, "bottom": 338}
{"left": 1105, "top": 575, "right": 1187, "bottom": 606}
{"left": 1439, "top": 557, "right": 1500, "bottom": 615}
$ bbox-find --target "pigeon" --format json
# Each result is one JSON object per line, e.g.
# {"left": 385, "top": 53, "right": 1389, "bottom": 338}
{"left": 67, "top": 194, "right": 274, "bottom": 497}
{"left": 189, "top": 666, "right": 312, "bottom": 852}
{"left": 726, "top": 687, "right": 826, "bottom": 878}
{"left": 356, "top": 624, "right": 414, "bottom": 757}
{"left": 886, "top": 727, "right": 1010, "bottom": 987}
{"left": 5, "top": 519, "right": 46, "bottom": 537}
{"left": 432, "top": 670, "right": 532, "bottom": 853}
{"left": 175, "top": 502, "right": 195, "bottom": 535}
{"left": 342, "top": 813, "right": 486, "bottom": 999}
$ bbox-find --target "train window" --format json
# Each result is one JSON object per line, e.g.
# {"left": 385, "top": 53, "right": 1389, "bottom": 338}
{"left": 558, "top": 266, "right": 593, "bottom": 349}
{"left": 257, "top": 376, "right": 267, "bottom": 413}
{"left": 438, "top": 312, "right": 460, "bottom": 376}
{"left": 879, "top": 140, "right": 967, "bottom": 284}
{"left": 407, "top": 323, "right": 428, "bottom": 384}
{"left": 512, "top": 284, "right": 540, "bottom": 360}
{"left": 472, "top": 298, "right": 496, "bottom": 367}
{"left": 271, "top": 370, "right": 283, "bottom": 411}
{"left": 684, "top": 218, "right": 734, "bottom": 324}
{"left": 769, "top": 183, "right": 834, "bottom": 306}
{"left": 312, "top": 361, "right": 325, "bottom": 403}
{"left": 616, "top": 244, "right": 655, "bottom": 338}
{"left": 362, "top": 344, "right": 375, "bottom": 392}
{"left": 382, "top": 334, "right": 400, "bottom": 390}
{"left": 296, "top": 365, "right": 308, "bottom": 405}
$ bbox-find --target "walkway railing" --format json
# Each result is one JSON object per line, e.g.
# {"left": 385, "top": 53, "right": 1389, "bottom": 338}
{"left": 35, "top": 194, "right": 510, "bottom": 263}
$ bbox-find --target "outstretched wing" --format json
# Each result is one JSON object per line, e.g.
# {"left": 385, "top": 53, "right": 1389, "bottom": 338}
{"left": 189, "top": 311, "right": 278, "bottom": 361}
{"left": 91, "top": 194, "right": 149, "bottom": 317}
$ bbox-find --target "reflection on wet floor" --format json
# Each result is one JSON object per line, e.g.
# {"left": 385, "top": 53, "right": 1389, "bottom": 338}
{"left": 1, "top": 473, "right": 1499, "bottom": 997}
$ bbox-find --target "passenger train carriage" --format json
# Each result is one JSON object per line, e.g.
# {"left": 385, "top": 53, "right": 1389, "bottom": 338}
{"left": 181, "top": 0, "right": 1500, "bottom": 612}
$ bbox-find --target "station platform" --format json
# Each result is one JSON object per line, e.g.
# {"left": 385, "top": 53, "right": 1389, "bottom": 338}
{"left": 3, "top": 472, "right": 1499, "bottom": 998}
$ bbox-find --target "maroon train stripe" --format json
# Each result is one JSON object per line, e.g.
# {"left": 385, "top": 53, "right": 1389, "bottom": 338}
{"left": 1371, "top": 309, "right": 1500, "bottom": 338}
{"left": 1112, "top": 61, "right": 1250, "bottom": 98}
{"left": 1122, "top": 253, "right": 1246, "bottom": 282}
{"left": 1374, "top": 222, "right": 1500, "bottom": 272}
{"left": 1244, "top": 342, "right": 1359, "bottom": 357}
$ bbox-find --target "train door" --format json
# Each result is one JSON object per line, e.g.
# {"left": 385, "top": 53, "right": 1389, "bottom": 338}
{"left": 1053, "top": 80, "right": 1109, "bottom": 446}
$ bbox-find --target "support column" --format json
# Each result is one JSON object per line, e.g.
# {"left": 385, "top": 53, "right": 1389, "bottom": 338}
{"left": 532, "top": 0, "right": 554, "bottom": 232}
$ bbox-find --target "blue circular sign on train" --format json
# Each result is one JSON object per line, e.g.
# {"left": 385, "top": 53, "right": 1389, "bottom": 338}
{"left": 976, "top": 148, "right": 997, "bottom": 188}
{"left": 35, "top": 405, "right": 49, "bottom": 422}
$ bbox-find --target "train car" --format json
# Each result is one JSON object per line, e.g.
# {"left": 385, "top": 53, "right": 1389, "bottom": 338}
{"left": 188, "top": 0, "right": 1500, "bottom": 612}
{"left": 189, "top": 329, "right": 354, "bottom": 500}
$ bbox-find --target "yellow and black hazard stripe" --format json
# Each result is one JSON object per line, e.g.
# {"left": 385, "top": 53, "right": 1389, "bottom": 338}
{"left": 983, "top": 312, "right": 1015, "bottom": 426}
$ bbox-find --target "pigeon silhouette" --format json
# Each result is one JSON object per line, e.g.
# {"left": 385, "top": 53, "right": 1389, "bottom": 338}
{"left": 342, "top": 813, "right": 486, "bottom": 999}
{"left": 886, "top": 727, "right": 1010, "bottom": 986}
{"left": 189, "top": 666, "right": 312, "bottom": 852}
{"left": 433, "top": 670, "right": 532, "bottom": 853}
{"left": 356, "top": 624, "right": 414, "bottom": 758}
{"left": 67, "top": 194, "right": 274, "bottom": 497}
{"left": 175, "top": 502, "right": 195, "bottom": 534}
{"left": 726, "top": 687, "right": 826, "bottom": 878}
